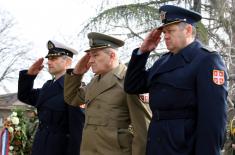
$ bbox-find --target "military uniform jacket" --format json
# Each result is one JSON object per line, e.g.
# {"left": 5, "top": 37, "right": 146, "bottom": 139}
{"left": 17, "top": 70, "right": 84, "bottom": 155}
{"left": 124, "top": 40, "right": 228, "bottom": 155}
{"left": 64, "top": 64, "right": 152, "bottom": 155}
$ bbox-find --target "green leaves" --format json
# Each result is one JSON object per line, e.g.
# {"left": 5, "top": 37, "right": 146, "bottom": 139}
{"left": 4, "top": 107, "right": 38, "bottom": 155}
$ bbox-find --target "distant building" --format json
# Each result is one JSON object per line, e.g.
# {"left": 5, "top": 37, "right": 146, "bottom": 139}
{"left": 0, "top": 93, "right": 34, "bottom": 130}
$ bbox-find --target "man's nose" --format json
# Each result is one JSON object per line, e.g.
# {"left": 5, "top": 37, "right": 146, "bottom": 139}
{"left": 88, "top": 57, "right": 94, "bottom": 63}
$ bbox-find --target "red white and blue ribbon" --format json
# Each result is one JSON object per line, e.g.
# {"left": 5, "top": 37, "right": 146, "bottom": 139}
{"left": 0, "top": 128, "right": 10, "bottom": 155}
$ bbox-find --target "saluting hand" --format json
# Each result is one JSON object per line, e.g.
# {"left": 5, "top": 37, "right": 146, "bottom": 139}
{"left": 140, "top": 29, "right": 162, "bottom": 53}
{"left": 27, "top": 58, "right": 44, "bottom": 75}
{"left": 73, "top": 53, "right": 91, "bottom": 75}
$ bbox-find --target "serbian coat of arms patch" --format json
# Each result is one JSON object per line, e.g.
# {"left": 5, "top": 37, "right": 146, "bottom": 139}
{"left": 213, "top": 69, "right": 225, "bottom": 85}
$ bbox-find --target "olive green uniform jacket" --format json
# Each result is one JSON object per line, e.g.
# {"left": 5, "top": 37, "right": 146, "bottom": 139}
{"left": 64, "top": 64, "right": 152, "bottom": 155}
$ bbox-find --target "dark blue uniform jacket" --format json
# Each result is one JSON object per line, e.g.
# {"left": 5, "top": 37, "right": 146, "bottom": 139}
{"left": 124, "top": 40, "right": 228, "bottom": 155}
{"left": 17, "top": 70, "right": 84, "bottom": 155}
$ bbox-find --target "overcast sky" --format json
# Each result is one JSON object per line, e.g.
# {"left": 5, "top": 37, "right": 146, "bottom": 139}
{"left": 0, "top": 0, "right": 102, "bottom": 93}
{"left": 0, "top": 0, "right": 142, "bottom": 94}
{"left": 0, "top": 0, "right": 99, "bottom": 56}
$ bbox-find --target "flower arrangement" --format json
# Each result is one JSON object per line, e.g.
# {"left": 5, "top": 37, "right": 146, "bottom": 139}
{"left": 3, "top": 108, "right": 38, "bottom": 155}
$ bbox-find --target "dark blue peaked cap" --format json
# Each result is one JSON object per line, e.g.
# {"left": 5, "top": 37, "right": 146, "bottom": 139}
{"left": 158, "top": 5, "right": 202, "bottom": 29}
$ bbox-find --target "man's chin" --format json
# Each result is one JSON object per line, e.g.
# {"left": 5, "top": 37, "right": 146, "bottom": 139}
{"left": 91, "top": 68, "right": 96, "bottom": 73}
{"left": 165, "top": 45, "right": 171, "bottom": 50}
{"left": 48, "top": 70, "right": 55, "bottom": 75}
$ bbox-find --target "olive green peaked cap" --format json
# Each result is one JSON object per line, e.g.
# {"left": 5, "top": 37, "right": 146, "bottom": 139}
{"left": 85, "top": 32, "right": 124, "bottom": 52}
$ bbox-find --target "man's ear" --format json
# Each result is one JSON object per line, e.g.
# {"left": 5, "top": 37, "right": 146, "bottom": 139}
{"left": 65, "top": 57, "right": 72, "bottom": 68}
{"left": 110, "top": 51, "right": 116, "bottom": 60}
{"left": 186, "top": 24, "right": 193, "bottom": 37}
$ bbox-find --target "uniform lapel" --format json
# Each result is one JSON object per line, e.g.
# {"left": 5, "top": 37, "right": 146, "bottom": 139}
{"left": 151, "top": 41, "right": 201, "bottom": 76}
{"left": 36, "top": 76, "right": 64, "bottom": 107}
{"left": 155, "top": 53, "right": 186, "bottom": 74}
{"left": 86, "top": 64, "right": 126, "bottom": 105}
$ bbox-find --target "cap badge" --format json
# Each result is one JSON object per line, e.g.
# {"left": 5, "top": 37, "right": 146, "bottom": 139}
{"left": 48, "top": 41, "right": 54, "bottom": 50}
{"left": 160, "top": 11, "right": 166, "bottom": 21}
{"left": 213, "top": 69, "right": 225, "bottom": 85}
{"left": 89, "top": 39, "right": 94, "bottom": 47}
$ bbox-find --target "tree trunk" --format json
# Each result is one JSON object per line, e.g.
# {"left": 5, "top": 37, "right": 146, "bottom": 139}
{"left": 193, "top": 0, "right": 201, "bottom": 13}
{"left": 229, "top": 0, "right": 235, "bottom": 103}
{"left": 230, "top": 0, "right": 235, "bottom": 104}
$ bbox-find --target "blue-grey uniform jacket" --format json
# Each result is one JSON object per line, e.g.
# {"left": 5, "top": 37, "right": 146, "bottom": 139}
{"left": 17, "top": 70, "right": 84, "bottom": 155}
{"left": 124, "top": 40, "right": 228, "bottom": 155}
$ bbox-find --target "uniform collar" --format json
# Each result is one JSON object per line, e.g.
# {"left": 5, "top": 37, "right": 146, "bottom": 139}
{"left": 111, "top": 63, "right": 126, "bottom": 80}
{"left": 85, "top": 64, "right": 126, "bottom": 105}
{"left": 97, "top": 64, "right": 126, "bottom": 80}
{"left": 54, "top": 75, "right": 64, "bottom": 88}
{"left": 179, "top": 40, "right": 202, "bottom": 62}
{"left": 150, "top": 40, "right": 202, "bottom": 76}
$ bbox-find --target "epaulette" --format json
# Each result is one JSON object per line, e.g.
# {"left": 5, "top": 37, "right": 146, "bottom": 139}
{"left": 114, "top": 64, "right": 126, "bottom": 80}
{"left": 201, "top": 46, "right": 216, "bottom": 53}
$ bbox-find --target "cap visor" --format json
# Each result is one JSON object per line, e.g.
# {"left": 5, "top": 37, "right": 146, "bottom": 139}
{"left": 157, "top": 21, "right": 182, "bottom": 30}
{"left": 84, "top": 45, "right": 110, "bottom": 52}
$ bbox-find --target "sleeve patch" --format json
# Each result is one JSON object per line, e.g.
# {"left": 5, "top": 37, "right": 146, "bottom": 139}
{"left": 213, "top": 70, "right": 225, "bottom": 85}
{"left": 139, "top": 93, "right": 149, "bottom": 103}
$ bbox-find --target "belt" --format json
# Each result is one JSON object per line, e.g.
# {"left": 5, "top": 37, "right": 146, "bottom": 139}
{"left": 85, "top": 117, "right": 129, "bottom": 128}
{"left": 153, "top": 109, "right": 195, "bottom": 120}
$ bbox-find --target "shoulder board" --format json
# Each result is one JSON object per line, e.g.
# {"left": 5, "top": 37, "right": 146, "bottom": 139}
{"left": 201, "top": 46, "right": 216, "bottom": 53}
{"left": 114, "top": 64, "right": 126, "bottom": 80}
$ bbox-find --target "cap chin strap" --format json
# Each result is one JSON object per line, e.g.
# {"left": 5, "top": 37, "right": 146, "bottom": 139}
{"left": 91, "top": 44, "right": 111, "bottom": 48}
{"left": 163, "top": 18, "right": 186, "bottom": 24}
{"left": 46, "top": 49, "right": 73, "bottom": 58}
